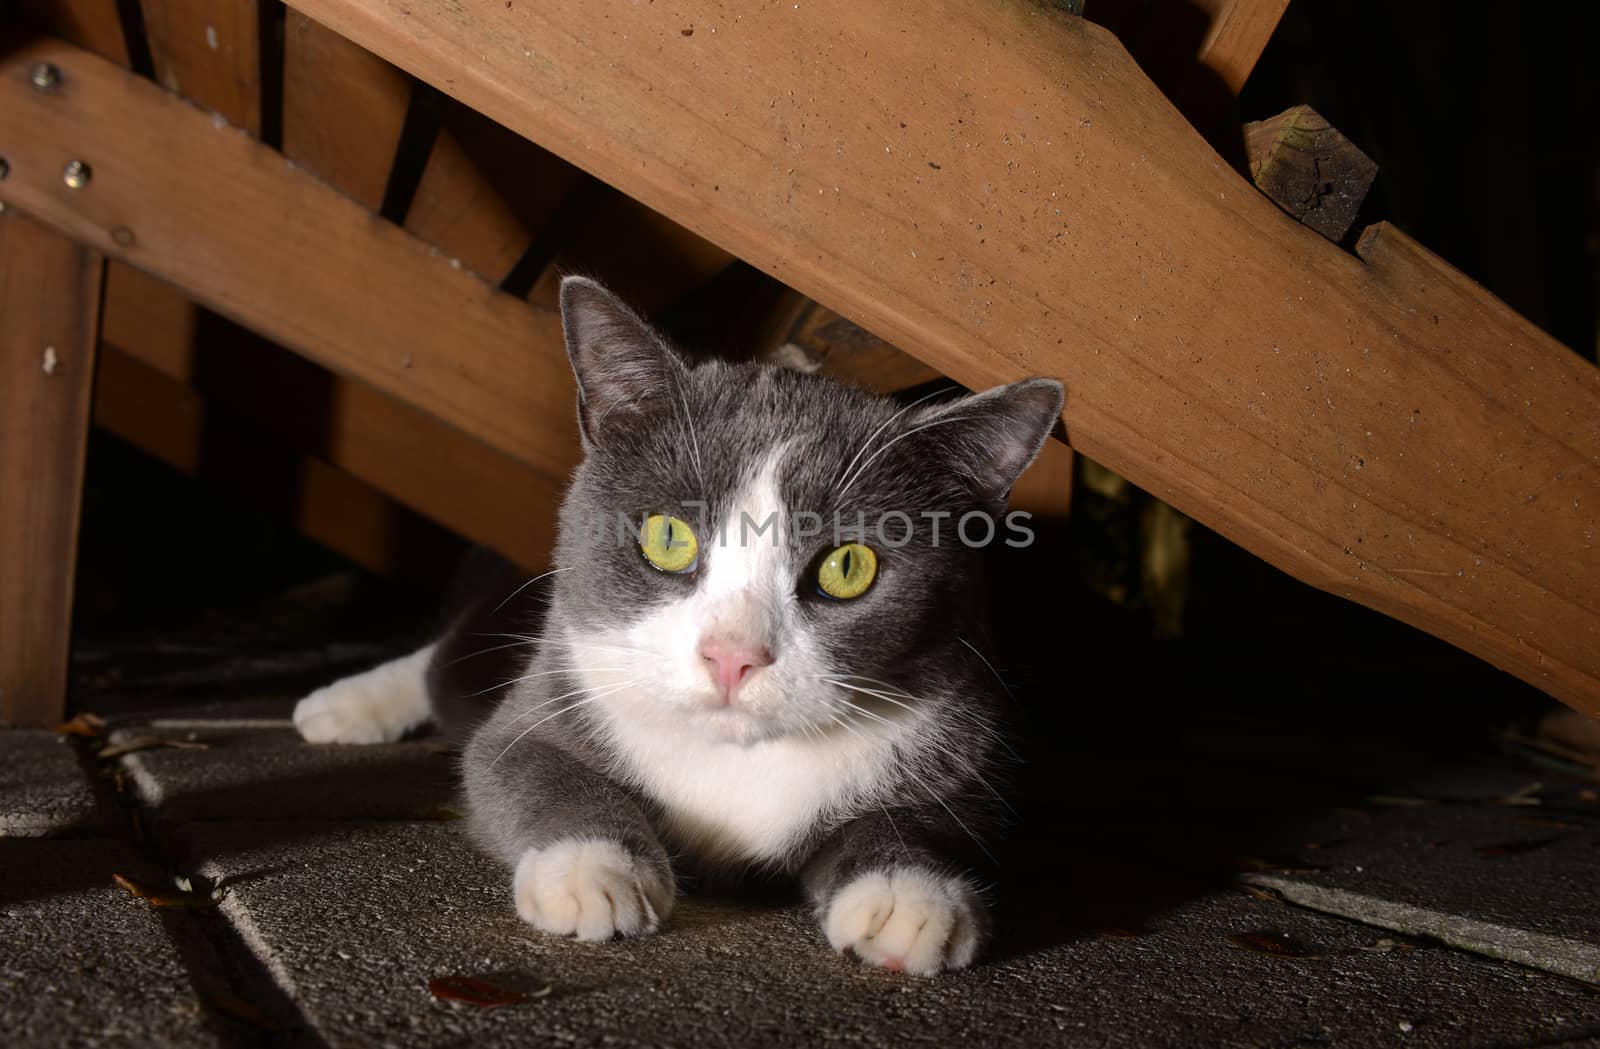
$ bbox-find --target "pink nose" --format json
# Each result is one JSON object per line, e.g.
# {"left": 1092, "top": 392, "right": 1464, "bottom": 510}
{"left": 698, "top": 636, "right": 774, "bottom": 702}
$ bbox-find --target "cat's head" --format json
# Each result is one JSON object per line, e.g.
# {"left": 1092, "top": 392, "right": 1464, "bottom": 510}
{"left": 550, "top": 277, "right": 1063, "bottom": 746}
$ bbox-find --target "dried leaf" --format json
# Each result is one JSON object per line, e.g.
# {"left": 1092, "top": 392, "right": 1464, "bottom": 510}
{"left": 98, "top": 737, "right": 211, "bottom": 759}
{"left": 1093, "top": 926, "right": 1140, "bottom": 940}
{"left": 54, "top": 712, "right": 107, "bottom": 738}
{"left": 1238, "top": 884, "right": 1281, "bottom": 903}
{"left": 427, "top": 975, "right": 538, "bottom": 1009}
{"left": 204, "top": 992, "right": 282, "bottom": 1031}
{"left": 1474, "top": 837, "right": 1560, "bottom": 858}
{"left": 112, "top": 873, "right": 217, "bottom": 908}
{"left": 1226, "top": 930, "right": 1322, "bottom": 960}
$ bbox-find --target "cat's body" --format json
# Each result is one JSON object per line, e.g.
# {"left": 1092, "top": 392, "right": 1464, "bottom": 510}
{"left": 294, "top": 278, "right": 1063, "bottom": 974}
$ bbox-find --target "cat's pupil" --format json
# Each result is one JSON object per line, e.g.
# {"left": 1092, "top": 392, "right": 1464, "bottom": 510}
{"left": 841, "top": 549, "right": 853, "bottom": 576}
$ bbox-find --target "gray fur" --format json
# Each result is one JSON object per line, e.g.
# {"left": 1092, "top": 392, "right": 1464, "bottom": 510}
{"left": 433, "top": 277, "right": 1062, "bottom": 966}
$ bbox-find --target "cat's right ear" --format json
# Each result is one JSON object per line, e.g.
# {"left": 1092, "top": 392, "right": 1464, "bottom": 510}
{"left": 560, "top": 276, "right": 677, "bottom": 445}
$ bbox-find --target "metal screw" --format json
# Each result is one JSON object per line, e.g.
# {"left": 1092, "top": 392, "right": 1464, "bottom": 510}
{"left": 62, "top": 160, "right": 90, "bottom": 190}
{"left": 30, "top": 63, "right": 61, "bottom": 92}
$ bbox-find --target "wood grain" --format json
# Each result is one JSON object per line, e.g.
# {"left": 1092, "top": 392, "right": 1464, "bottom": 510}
{"left": 1192, "top": 0, "right": 1291, "bottom": 95}
{"left": 138, "top": 0, "right": 262, "bottom": 130}
{"left": 270, "top": 0, "right": 1600, "bottom": 712}
{"left": 282, "top": 10, "right": 410, "bottom": 210}
{"left": 0, "top": 210, "right": 103, "bottom": 726}
{"left": 99, "top": 263, "right": 564, "bottom": 569}
{"left": 0, "top": 36, "right": 580, "bottom": 481}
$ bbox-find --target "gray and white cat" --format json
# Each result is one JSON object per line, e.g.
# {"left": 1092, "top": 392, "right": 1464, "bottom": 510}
{"left": 293, "top": 277, "right": 1063, "bottom": 975}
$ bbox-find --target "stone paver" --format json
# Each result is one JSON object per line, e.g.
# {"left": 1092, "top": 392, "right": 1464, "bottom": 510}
{"left": 1246, "top": 801, "right": 1600, "bottom": 983}
{"left": 0, "top": 730, "right": 111, "bottom": 837}
{"left": 179, "top": 820, "right": 1600, "bottom": 1049}
{"left": 0, "top": 838, "right": 220, "bottom": 1048}
{"left": 111, "top": 724, "right": 458, "bottom": 824}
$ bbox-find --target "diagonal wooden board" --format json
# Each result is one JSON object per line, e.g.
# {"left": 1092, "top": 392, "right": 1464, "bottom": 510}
{"left": 0, "top": 35, "right": 579, "bottom": 481}
{"left": 258, "top": 0, "right": 1599, "bottom": 713}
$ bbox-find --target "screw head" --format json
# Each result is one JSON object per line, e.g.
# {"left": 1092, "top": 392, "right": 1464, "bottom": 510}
{"left": 62, "top": 160, "right": 90, "bottom": 190}
{"left": 30, "top": 63, "right": 61, "bottom": 92}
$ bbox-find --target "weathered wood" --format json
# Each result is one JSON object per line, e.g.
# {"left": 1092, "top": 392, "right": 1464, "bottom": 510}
{"left": 92, "top": 347, "right": 463, "bottom": 584}
{"left": 1245, "top": 105, "right": 1376, "bottom": 243}
{"left": 99, "top": 263, "right": 562, "bottom": 570}
{"left": 0, "top": 210, "right": 103, "bottom": 726}
{"left": 0, "top": 36, "right": 579, "bottom": 480}
{"left": 274, "top": 0, "right": 1600, "bottom": 712}
{"left": 282, "top": 11, "right": 410, "bottom": 210}
{"left": 138, "top": 0, "right": 261, "bottom": 130}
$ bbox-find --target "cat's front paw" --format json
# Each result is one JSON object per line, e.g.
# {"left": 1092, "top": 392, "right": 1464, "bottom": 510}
{"left": 822, "top": 867, "right": 986, "bottom": 975}
{"left": 513, "top": 839, "right": 674, "bottom": 941}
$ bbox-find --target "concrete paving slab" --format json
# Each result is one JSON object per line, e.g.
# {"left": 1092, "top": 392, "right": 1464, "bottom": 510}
{"left": 1244, "top": 801, "right": 1600, "bottom": 983}
{"left": 0, "top": 838, "right": 221, "bottom": 1048}
{"left": 180, "top": 821, "right": 1600, "bottom": 1049}
{"left": 111, "top": 726, "right": 458, "bottom": 825}
{"left": 0, "top": 730, "right": 112, "bottom": 837}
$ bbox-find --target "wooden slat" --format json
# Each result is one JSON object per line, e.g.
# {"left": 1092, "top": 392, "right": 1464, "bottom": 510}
{"left": 99, "top": 263, "right": 562, "bottom": 570}
{"left": 1192, "top": 0, "right": 1291, "bottom": 96}
{"left": 138, "top": 0, "right": 261, "bottom": 130}
{"left": 526, "top": 198, "right": 736, "bottom": 317}
{"left": 0, "top": 210, "right": 103, "bottom": 726}
{"left": 15, "top": 0, "right": 132, "bottom": 65}
{"left": 282, "top": 11, "right": 410, "bottom": 210}
{"left": 404, "top": 102, "right": 582, "bottom": 284}
{"left": 274, "top": 0, "right": 1600, "bottom": 713}
{"left": 0, "top": 35, "right": 579, "bottom": 481}
{"left": 93, "top": 347, "right": 461, "bottom": 584}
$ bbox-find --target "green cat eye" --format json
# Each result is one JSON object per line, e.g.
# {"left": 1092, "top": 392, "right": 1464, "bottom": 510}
{"left": 639, "top": 514, "right": 699, "bottom": 573}
{"left": 817, "top": 543, "right": 877, "bottom": 600}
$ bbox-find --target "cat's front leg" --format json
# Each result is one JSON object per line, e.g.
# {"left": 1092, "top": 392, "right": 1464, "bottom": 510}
{"left": 800, "top": 811, "right": 991, "bottom": 975}
{"left": 463, "top": 708, "right": 675, "bottom": 941}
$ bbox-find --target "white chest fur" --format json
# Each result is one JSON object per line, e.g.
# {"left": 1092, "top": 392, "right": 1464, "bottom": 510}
{"left": 597, "top": 713, "right": 902, "bottom": 865}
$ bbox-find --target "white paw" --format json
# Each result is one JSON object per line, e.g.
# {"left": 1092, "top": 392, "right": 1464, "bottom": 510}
{"left": 292, "top": 646, "right": 435, "bottom": 744}
{"left": 513, "top": 839, "right": 674, "bottom": 941}
{"left": 822, "top": 867, "right": 984, "bottom": 975}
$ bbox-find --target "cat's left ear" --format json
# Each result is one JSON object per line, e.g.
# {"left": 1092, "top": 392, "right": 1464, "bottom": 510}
{"left": 560, "top": 276, "right": 680, "bottom": 445}
{"left": 916, "top": 378, "right": 1065, "bottom": 505}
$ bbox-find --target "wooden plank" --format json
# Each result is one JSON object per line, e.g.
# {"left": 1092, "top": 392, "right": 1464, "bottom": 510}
{"left": 93, "top": 347, "right": 462, "bottom": 584}
{"left": 525, "top": 198, "right": 735, "bottom": 317}
{"left": 99, "top": 263, "right": 562, "bottom": 570}
{"left": 281, "top": 10, "right": 409, "bottom": 210}
{"left": 15, "top": 0, "right": 131, "bottom": 65}
{"left": 138, "top": 0, "right": 261, "bottom": 130}
{"left": 1090, "top": 0, "right": 1290, "bottom": 98}
{"left": 0, "top": 35, "right": 579, "bottom": 481}
{"left": 0, "top": 210, "right": 103, "bottom": 726}
{"left": 273, "top": 0, "right": 1600, "bottom": 712}
{"left": 404, "top": 101, "right": 583, "bottom": 284}
{"left": 1192, "top": 0, "right": 1291, "bottom": 96}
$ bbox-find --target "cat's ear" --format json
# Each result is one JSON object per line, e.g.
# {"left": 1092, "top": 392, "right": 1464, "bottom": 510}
{"left": 560, "top": 276, "right": 678, "bottom": 444}
{"left": 916, "top": 378, "right": 1064, "bottom": 505}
